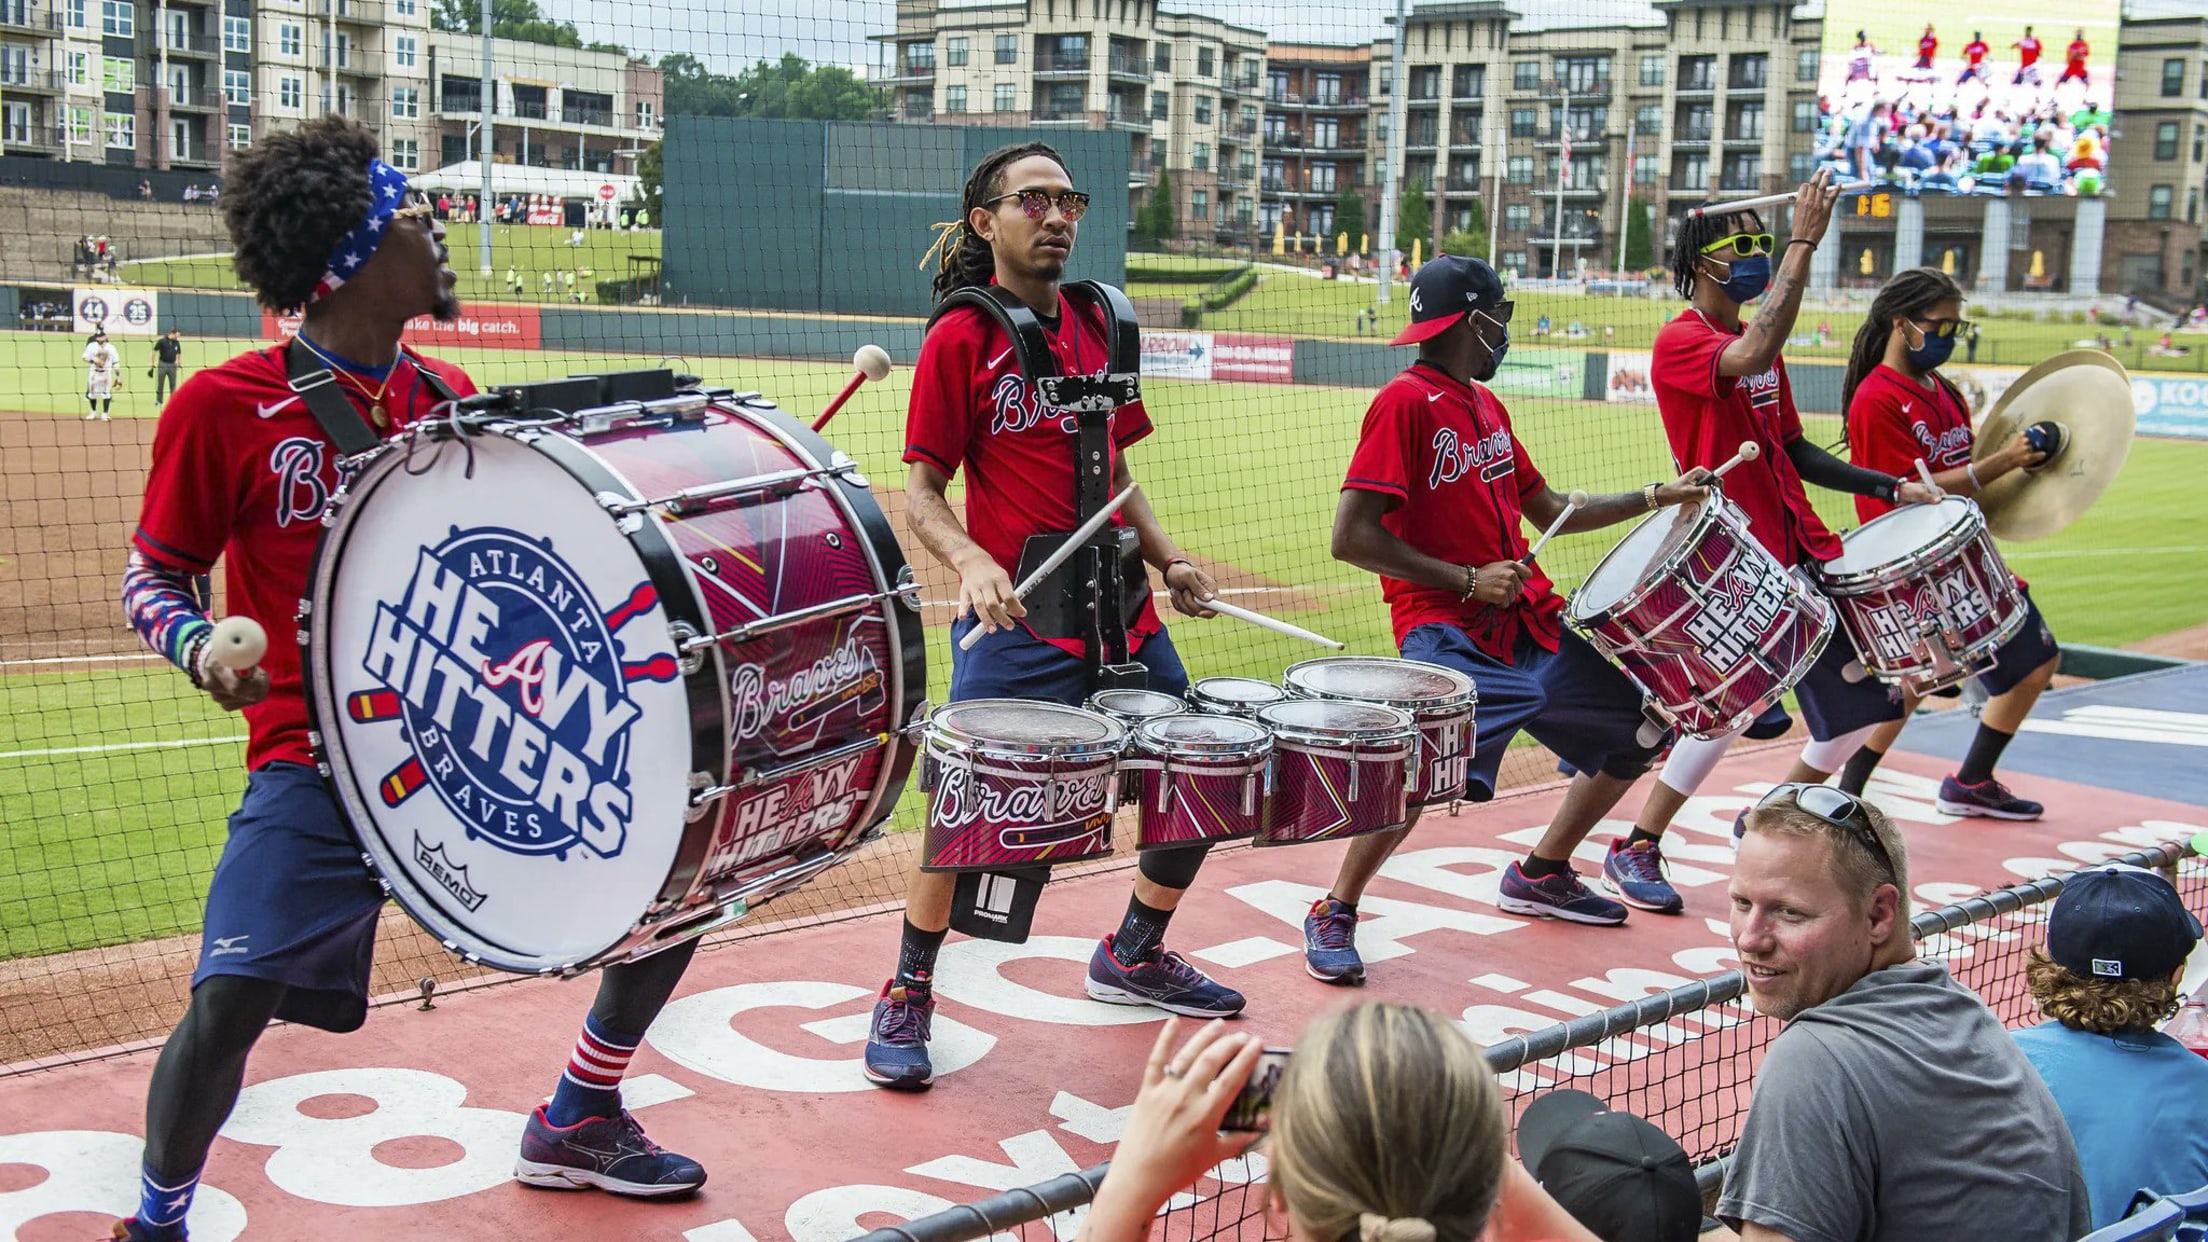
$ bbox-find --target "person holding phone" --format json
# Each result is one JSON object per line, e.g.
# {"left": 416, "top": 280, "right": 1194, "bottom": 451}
{"left": 1076, "top": 1007, "right": 1598, "bottom": 1242}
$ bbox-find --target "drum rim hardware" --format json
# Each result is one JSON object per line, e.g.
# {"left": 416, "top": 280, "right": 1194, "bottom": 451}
{"left": 1283, "top": 655, "right": 1478, "bottom": 714}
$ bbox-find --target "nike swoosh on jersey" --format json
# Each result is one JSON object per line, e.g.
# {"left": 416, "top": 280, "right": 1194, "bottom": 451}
{"left": 989, "top": 347, "right": 1016, "bottom": 369}
{"left": 257, "top": 396, "right": 300, "bottom": 419}
{"left": 1426, "top": 391, "right": 1445, "bottom": 402}
{"left": 1900, "top": 401, "right": 1913, "bottom": 413}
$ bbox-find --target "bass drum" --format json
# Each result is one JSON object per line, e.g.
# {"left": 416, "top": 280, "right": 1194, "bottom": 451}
{"left": 303, "top": 387, "right": 926, "bottom": 975}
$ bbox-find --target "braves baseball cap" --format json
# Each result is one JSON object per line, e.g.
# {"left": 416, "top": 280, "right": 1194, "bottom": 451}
{"left": 2047, "top": 863, "right": 2202, "bottom": 982}
{"left": 1518, "top": 1090, "right": 1704, "bottom": 1242}
{"left": 1390, "top": 253, "right": 1508, "bottom": 346}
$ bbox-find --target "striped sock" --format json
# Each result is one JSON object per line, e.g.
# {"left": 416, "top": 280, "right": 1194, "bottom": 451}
{"left": 546, "top": 1012, "right": 639, "bottom": 1127}
{"left": 136, "top": 1163, "right": 199, "bottom": 1239}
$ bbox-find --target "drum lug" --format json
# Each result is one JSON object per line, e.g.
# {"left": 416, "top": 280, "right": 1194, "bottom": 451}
{"left": 669, "top": 622, "right": 706, "bottom": 676}
{"left": 687, "top": 770, "right": 731, "bottom": 816}
{"left": 830, "top": 449, "right": 869, "bottom": 490}
{"left": 895, "top": 564, "right": 923, "bottom": 612}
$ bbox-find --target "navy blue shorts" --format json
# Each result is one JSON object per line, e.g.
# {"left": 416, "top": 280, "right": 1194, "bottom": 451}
{"left": 1976, "top": 590, "right": 2059, "bottom": 697}
{"left": 1401, "top": 624, "right": 1666, "bottom": 801}
{"left": 1793, "top": 620, "right": 1908, "bottom": 741}
{"left": 195, "top": 761, "right": 385, "bottom": 1033}
{"left": 947, "top": 618, "right": 1190, "bottom": 706}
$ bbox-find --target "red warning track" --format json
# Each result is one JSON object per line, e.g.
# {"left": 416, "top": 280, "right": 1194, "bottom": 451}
{"left": 1, "top": 743, "right": 2201, "bottom": 1242}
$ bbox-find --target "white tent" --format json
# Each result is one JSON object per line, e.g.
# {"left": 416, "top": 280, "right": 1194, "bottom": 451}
{"left": 410, "top": 160, "right": 639, "bottom": 203}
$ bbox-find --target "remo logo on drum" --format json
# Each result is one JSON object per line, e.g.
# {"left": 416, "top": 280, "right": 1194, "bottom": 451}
{"left": 350, "top": 525, "right": 680, "bottom": 862}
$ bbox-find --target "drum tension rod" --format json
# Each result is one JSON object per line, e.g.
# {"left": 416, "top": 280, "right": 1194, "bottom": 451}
{"left": 688, "top": 733, "right": 892, "bottom": 807}
{"left": 604, "top": 461, "right": 858, "bottom": 518}
{"left": 679, "top": 589, "right": 901, "bottom": 652}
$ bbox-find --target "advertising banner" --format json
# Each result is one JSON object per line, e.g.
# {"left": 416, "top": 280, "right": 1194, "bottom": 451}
{"left": 1604, "top": 350, "right": 1656, "bottom": 403}
{"left": 1139, "top": 332, "right": 1296, "bottom": 384}
{"left": 2132, "top": 374, "right": 2208, "bottom": 440}
{"left": 74, "top": 287, "right": 159, "bottom": 336}
{"left": 264, "top": 304, "right": 544, "bottom": 351}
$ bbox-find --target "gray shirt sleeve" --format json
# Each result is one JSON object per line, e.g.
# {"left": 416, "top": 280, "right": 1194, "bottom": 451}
{"left": 1718, "top": 1030, "right": 1878, "bottom": 1242}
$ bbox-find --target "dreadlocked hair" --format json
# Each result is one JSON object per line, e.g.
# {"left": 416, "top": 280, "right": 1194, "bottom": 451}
{"left": 1669, "top": 203, "right": 1760, "bottom": 300}
{"left": 1842, "top": 266, "right": 1964, "bottom": 412}
{"left": 223, "top": 114, "right": 380, "bottom": 311}
{"left": 924, "top": 141, "right": 1067, "bottom": 305}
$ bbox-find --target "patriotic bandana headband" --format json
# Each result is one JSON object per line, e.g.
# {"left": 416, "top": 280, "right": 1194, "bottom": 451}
{"left": 308, "top": 158, "right": 412, "bottom": 305}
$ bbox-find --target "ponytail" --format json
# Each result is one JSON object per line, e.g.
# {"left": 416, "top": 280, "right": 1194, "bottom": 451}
{"left": 923, "top": 140, "right": 1066, "bottom": 305}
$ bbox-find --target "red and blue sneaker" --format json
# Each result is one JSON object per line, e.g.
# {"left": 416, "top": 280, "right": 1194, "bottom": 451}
{"left": 515, "top": 1100, "right": 706, "bottom": 1196}
{"left": 1498, "top": 861, "right": 1629, "bottom": 926}
{"left": 1602, "top": 837, "right": 1684, "bottom": 914}
{"left": 1302, "top": 897, "right": 1366, "bottom": 985}
{"left": 1936, "top": 775, "right": 2044, "bottom": 821}
{"left": 863, "top": 974, "right": 937, "bottom": 1091}
{"left": 1085, "top": 935, "right": 1245, "bottom": 1017}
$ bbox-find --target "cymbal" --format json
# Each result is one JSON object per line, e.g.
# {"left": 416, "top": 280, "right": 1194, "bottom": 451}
{"left": 1974, "top": 350, "right": 2135, "bottom": 542}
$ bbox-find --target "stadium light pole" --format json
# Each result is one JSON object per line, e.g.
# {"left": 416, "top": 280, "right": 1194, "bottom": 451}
{"left": 1375, "top": 0, "right": 1408, "bottom": 304}
{"left": 478, "top": 0, "right": 494, "bottom": 275}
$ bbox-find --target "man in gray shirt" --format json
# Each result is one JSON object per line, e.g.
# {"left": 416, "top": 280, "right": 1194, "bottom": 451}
{"left": 1719, "top": 784, "right": 2092, "bottom": 1242}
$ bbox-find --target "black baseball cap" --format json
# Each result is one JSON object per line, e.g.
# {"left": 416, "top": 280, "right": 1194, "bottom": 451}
{"left": 1390, "top": 253, "right": 1507, "bottom": 346}
{"left": 2047, "top": 863, "right": 2201, "bottom": 982}
{"left": 1518, "top": 1090, "right": 1703, "bottom": 1242}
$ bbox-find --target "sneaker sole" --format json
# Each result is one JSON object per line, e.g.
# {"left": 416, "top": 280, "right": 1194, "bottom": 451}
{"left": 862, "top": 1062, "right": 934, "bottom": 1091}
{"left": 1303, "top": 959, "right": 1366, "bottom": 985}
{"left": 1934, "top": 797, "right": 2043, "bottom": 821}
{"left": 1496, "top": 894, "right": 1629, "bottom": 926}
{"left": 1599, "top": 873, "right": 1685, "bottom": 914}
{"left": 1085, "top": 978, "right": 1246, "bottom": 1017}
{"left": 514, "top": 1160, "right": 705, "bottom": 1197}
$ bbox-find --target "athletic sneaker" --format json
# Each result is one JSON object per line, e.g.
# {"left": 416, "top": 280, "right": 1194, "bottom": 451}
{"left": 1085, "top": 935, "right": 1246, "bottom": 1017}
{"left": 1497, "top": 862, "right": 1629, "bottom": 926}
{"left": 515, "top": 1101, "right": 706, "bottom": 1197}
{"left": 1936, "top": 775, "right": 2044, "bottom": 821}
{"left": 108, "top": 1218, "right": 183, "bottom": 1242}
{"left": 863, "top": 974, "right": 936, "bottom": 1091}
{"left": 1602, "top": 838, "right": 1684, "bottom": 914}
{"left": 1302, "top": 897, "right": 1366, "bottom": 985}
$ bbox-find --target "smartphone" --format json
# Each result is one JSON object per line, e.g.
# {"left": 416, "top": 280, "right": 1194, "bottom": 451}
{"left": 1219, "top": 1047, "right": 1294, "bottom": 1133}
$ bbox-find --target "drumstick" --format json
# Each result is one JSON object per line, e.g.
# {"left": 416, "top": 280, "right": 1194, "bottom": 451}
{"left": 1524, "top": 489, "right": 1589, "bottom": 562}
{"left": 207, "top": 616, "right": 267, "bottom": 671}
{"left": 1203, "top": 597, "right": 1346, "bottom": 650}
{"left": 1710, "top": 440, "right": 1761, "bottom": 480}
{"left": 958, "top": 483, "right": 1141, "bottom": 651}
{"left": 810, "top": 344, "right": 894, "bottom": 432}
{"left": 1912, "top": 457, "right": 1944, "bottom": 500}
{"left": 1686, "top": 182, "right": 1875, "bottom": 216}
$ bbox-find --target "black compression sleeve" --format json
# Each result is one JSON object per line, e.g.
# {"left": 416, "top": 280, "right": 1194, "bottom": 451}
{"left": 1785, "top": 435, "right": 1898, "bottom": 501}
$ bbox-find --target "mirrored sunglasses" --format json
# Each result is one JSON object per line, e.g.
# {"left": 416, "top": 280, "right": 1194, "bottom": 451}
{"left": 1911, "top": 317, "right": 1973, "bottom": 340}
{"left": 1755, "top": 782, "right": 1896, "bottom": 878}
{"left": 985, "top": 188, "right": 1091, "bottom": 223}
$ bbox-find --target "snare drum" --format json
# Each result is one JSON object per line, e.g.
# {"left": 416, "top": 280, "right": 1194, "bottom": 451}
{"left": 1815, "top": 497, "right": 2026, "bottom": 695}
{"left": 920, "top": 700, "right": 1125, "bottom": 871}
{"left": 1085, "top": 689, "right": 1187, "bottom": 800}
{"left": 1284, "top": 656, "right": 1476, "bottom": 806}
{"left": 1188, "top": 676, "right": 1288, "bottom": 717}
{"left": 304, "top": 388, "right": 925, "bottom": 975}
{"left": 1566, "top": 495, "right": 1833, "bottom": 740}
{"left": 1254, "top": 700, "right": 1417, "bottom": 846}
{"left": 1127, "top": 714, "right": 1272, "bottom": 850}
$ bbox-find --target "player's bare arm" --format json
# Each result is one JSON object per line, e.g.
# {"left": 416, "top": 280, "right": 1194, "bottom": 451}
{"left": 1330, "top": 488, "right": 1528, "bottom": 606}
{"left": 905, "top": 458, "right": 1023, "bottom": 631}
{"left": 1111, "top": 450, "right": 1215, "bottom": 618}
{"left": 1719, "top": 171, "right": 1839, "bottom": 378}
{"left": 1521, "top": 470, "right": 1713, "bottom": 536}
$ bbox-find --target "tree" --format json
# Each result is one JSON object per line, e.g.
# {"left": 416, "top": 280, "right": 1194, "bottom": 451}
{"left": 1396, "top": 180, "right": 1431, "bottom": 253}
{"left": 1334, "top": 189, "right": 1364, "bottom": 246}
{"left": 634, "top": 138, "right": 662, "bottom": 208}
{"left": 1622, "top": 194, "right": 1655, "bottom": 270}
{"left": 661, "top": 52, "right": 877, "bottom": 120}
{"left": 1146, "top": 171, "right": 1177, "bottom": 241}
{"left": 432, "top": 0, "right": 623, "bottom": 52}
{"left": 1441, "top": 197, "right": 1487, "bottom": 260}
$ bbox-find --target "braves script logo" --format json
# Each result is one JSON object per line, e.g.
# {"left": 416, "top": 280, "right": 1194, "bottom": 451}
{"left": 271, "top": 436, "right": 330, "bottom": 528}
{"left": 353, "top": 526, "right": 676, "bottom": 860}
{"left": 1910, "top": 419, "right": 1974, "bottom": 467}
{"left": 1429, "top": 425, "right": 1515, "bottom": 489}
{"left": 729, "top": 632, "right": 882, "bottom": 741}
{"left": 1742, "top": 367, "right": 1783, "bottom": 422}
{"left": 934, "top": 765, "right": 1112, "bottom": 844}
{"left": 1682, "top": 558, "right": 1792, "bottom": 671}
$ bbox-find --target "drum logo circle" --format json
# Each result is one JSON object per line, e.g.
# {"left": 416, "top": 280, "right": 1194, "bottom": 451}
{"left": 350, "top": 525, "right": 679, "bottom": 862}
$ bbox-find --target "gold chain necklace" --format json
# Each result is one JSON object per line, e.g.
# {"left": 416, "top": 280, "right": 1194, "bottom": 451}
{"left": 296, "top": 333, "right": 404, "bottom": 428}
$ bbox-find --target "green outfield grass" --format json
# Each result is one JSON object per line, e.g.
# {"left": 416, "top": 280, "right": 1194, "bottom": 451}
{"left": 5, "top": 334, "right": 2205, "bottom": 959}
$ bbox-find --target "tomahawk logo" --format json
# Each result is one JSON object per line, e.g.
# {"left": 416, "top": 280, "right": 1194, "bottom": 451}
{"left": 352, "top": 526, "right": 678, "bottom": 861}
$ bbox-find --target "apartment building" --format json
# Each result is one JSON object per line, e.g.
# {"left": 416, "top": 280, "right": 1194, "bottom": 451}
{"left": 871, "top": 0, "right": 1267, "bottom": 243}
{"left": 1261, "top": 42, "right": 1372, "bottom": 240}
{"left": 2102, "top": 0, "right": 2208, "bottom": 302}
{"left": 425, "top": 33, "right": 660, "bottom": 175}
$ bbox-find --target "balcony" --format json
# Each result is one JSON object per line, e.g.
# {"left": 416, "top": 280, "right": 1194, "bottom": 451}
{"left": 1675, "top": 77, "right": 1715, "bottom": 96}
{"left": 0, "top": 67, "right": 62, "bottom": 94}
{"left": 1034, "top": 55, "right": 1089, "bottom": 79}
{"left": 1108, "top": 53, "right": 1149, "bottom": 83}
{"left": 315, "top": 0, "right": 383, "bottom": 23}
{"left": 510, "top": 99, "right": 548, "bottom": 120}
{"left": 1260, "top": 178, "right": 1288, "bottom": 194}
{"left": 561, "top": 105, "right": 614, "bottom": 126}
{"left": 1218, "top": 171, "right": 1250, "bottom": 190}
{"left": 1222, "top": 73, "right": 1262, "bottom": 97}
{"left": 1105, "top": 104, "right": 1148, "bottom": 132}
{"left": 1673, "top": 125, "right": 1711, "bottom": 145}
{"left": 143, "top": 29, "right": 220, "bottom": 59}
{"left": 4, "top": 123, "right": 64, "bottom": 153}
{"left": 163, "top": 83, "right": 224, "bottom": 110}
{"left": 1442, "top": 175, "right": 1483, "bottom": 192}
{"left": 1558, "top": 79, "right": 1612, "bottom": 101}
{"left": 0, "top": 4, "right": 60, "bottom": 36}
{"left": 1537, "top": 128, "right": 1605, "bottom": 150}
{"left": 875, "top": 65, "right": 934, "bottom": 86}
{"left": 1266, "top": 91, "right": 1364, "bottom": 112}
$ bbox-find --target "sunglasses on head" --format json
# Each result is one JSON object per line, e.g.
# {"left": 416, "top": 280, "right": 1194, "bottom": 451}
{"left": 1909, "top": 316, "right": 1973, "bottom": 339}
{"left": 393, "top": 191, "right": 437, "bottom": 222}
{"left": 1755, "top": 783, "right": 1896, "bottom": 879}
{"left": 984, "top": 187, "right": 1091, "bottom": 223}
{"left": 1700, "top": 232, "right": 1775, "bottom": 260}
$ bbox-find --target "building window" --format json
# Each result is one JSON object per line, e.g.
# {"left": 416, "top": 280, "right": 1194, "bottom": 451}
{"left": 1152, "top": 93, "right": 1167, "bottom": 119}
{"left": 222, "top": 15, "right": 249, "bottom": 52}
{"left": 1639, "top": 54, "right": 1664, "bottom": 86}
{"left": 907, "top": 41, "right": 934, "bottom": 72}
{"left": 945, "top": 84, "right": 966, "bottom": 112}
{"left": 2162, "top": 58, "right": 2185, "bottom": 97}
{"left": 1195, "top": 96, "right": 1211, "bottom": 124}
{"left": 1729, "top": 100, "right": 1764, "bottom": 140}
{"left": 1409, "top": 65, "right": 1439, "bottom": 99}
{"left": 1634, "top": 153, "right": 1657, "bottom": 184}
{"left": 2190, "top": 188, "right": 2200, "bottom": 225}
{"left": 1797, "top": 49, "right": 1817, "bottom": 82}
{"left": 99, "top": 55, "right": 131, "bottom": 92}
{"left": 1509, "top": 107, "right": 1535, "bottom": 138}
{"left": 391, "top": 86, "right": 418, "bottom": 118}
{"left": 102, "top": 109, "right": 131, "bottom": 149}
{"left": 1792, "top": 99, "right": 1815, "bottom": 132}
{"left": 1679, "top": 55, "right": 1714, "bottom": 91}
{"left": 228, "top": 122, "right": 249, "bottom": 149}
{"left": 2155, "top": 121, "right": 2179, "bottom": 160}
{"left": 1314, "top": 116, "right": 1339, "bottom": 147}
{"left": 1789, "top": 150, "right": 1815, "bottom": 182}
{"left": 1197, "top": 47, "right": 1213, "bottom": 76}
{"left": 63, "top": 0, "right": 81, "bottom": 28}
{"left": 390, "top": 137, "right": 418, "bottom": 170}
{"left": 1192, "top": 141, "right": 1210, "bottom": 170}
{"left": 634, "top": 100, "right": 654, "bottom": 128}
{"left": 1191, "top": 189, "right": 1208, "bottom": 220}
{"left": 394, "top": 34, "right": 417, "bottom": 68}
{"left": 993, "top": 81, "right": 1014, "bottom": 111}
{"left": 223, "top": 68, "right": 249, "bottom": 103}
{"left": 64, "top": 49, "right": 85, "bottom": 85}
{"left": 1721, "top": 150, "right": 1761, "bottom": 190}
{"left": 65, "top": 104, "right": 91, "bottom": 143}
{"left": 2148, "top": 184, "right": 2174, "bottom": 220}
{"left": 1154, "top": 42, "right": 1170, "bottom": 72}
{"left": 1512, "top": 60, "right": 1539, "bottom": 90}
{"left": 995, "top": 33, "right": 1016, "bottom": 64}
{"left": 946, "top": 36, "right": 967, "bottom": 66}
{"left": 1507, "top": 154, "right": 1532, "bottom": 184}
{"left": 98, "top": 0, "right": 128, "bottom": 36}
{"left": 1728, "top": 53, "right": 1766, "bottom": 90}
{"left": 1504, "top": 202, "right": 1531, "bottom": 232}
{"left": 1308, "top": 162, "right": 1335, "bottom": 192}
{"left": 1676, "top": 151, "right": 1708, "bottom": 189}
{"left": 278, "top": 22, "right": 301, "bottom": 56}
{"left": 1558, "top": 55, "right": 1608, "bottom": 94}
{"left": 1452, "top": 65, "right": 1483, "bottom": 98}
{"left": 1632, "top": 103, "right": 1659, "bottom": 135}
{"left": 279, "top": 75, "right": 302, "bottom": 108}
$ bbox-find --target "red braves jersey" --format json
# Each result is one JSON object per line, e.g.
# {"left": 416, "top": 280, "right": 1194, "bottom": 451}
{"left": 1919, "top": 34, "right": 1938, "bottom": 59}
{"left": 2065, "top": 40, "right": 2088, "bottom": 65}
{"left": 132, "top": 344, "right": 478, "bottom": 770}
{"left": 1652, "top": 309, "right": 1844, "bottom": 565}
{"left": 1965, "top": 40, "right": 1989, "bottom": 63}
{"left": 1341, "top": 362, "right": 1562, "bottom": 660}
{"left": 2016, "top": 37, "right": 2042, "bottom": 66}
{"left": 903, "top": 290, "right": 1163, "bottom": 657}
{"left": 1847, "top": 364, "right": 1973, "bottom": 523}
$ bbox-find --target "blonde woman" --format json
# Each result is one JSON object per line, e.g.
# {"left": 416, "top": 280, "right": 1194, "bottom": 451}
{"left": 1080, "top": 1008, "right": 1596, "bottom": 1242}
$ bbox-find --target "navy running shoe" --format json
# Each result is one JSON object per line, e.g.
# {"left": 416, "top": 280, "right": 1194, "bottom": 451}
{"left": 863, "top": 974, "right": 937, "bottom": 1091}
{"left": 1302, "top": 897, "right": 1365, "bottom": 985}
{"left": 1937, "top": 775, "right": 2044, "bottom": 821}
{"left": 515, "top": 1101, "right": 706, "bottom": 1197}
{"left": 1497, "top": 861, "right": 1629, "bottom": 926}
{"left": 1085, "top": 935, "right": 1246, "bottom": 1017}
{"left": 1602, "top": 838, "right": 1684, "bottom": 914}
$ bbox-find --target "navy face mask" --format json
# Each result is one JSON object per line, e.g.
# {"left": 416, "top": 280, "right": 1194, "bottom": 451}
{"left": 1475, "top": 319, "right": 1510, "bottom": 381}
{"left": 1718, "top": 254, "right": 1773, "bottom": 303}
{"left": 1904, "top": 323, "right": 1957, "bottom": 369}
